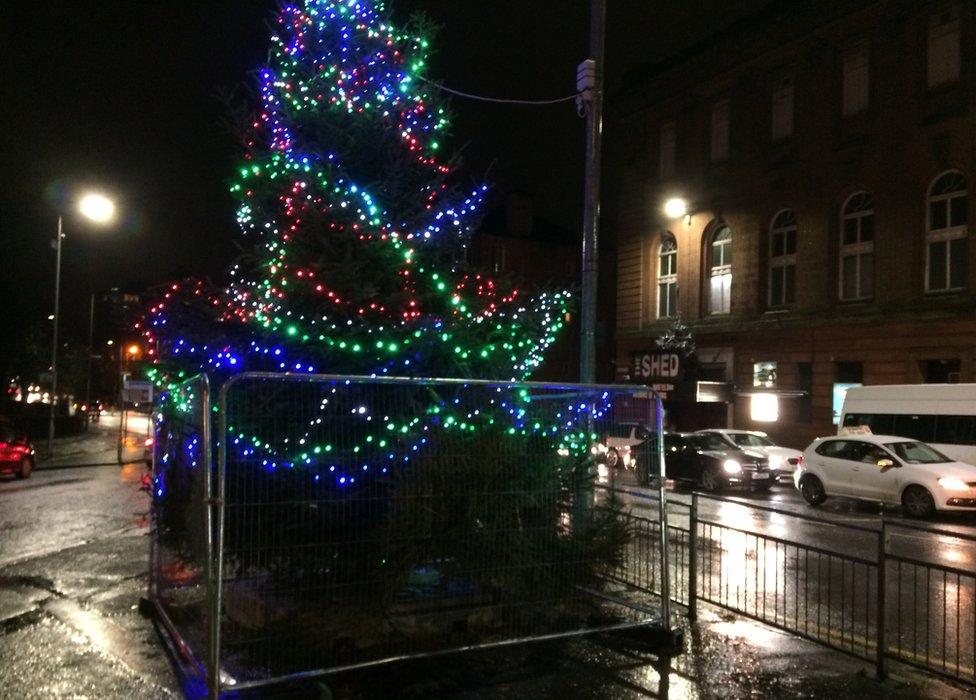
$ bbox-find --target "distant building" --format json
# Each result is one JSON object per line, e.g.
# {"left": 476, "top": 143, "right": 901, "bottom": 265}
{"left": 605, "top": 0, "right": 975, "bottom": 446}
{"left": 470, "top": 191, "right": 616, "bottom": 382}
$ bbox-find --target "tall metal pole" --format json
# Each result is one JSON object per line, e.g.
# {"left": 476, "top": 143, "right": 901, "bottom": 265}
{"left": 579, "top": 0, "right": 606, "bottom": 383}
{"left": 47, "top": 216, "right": 64, "bottom": 455}
{"left": 85, "top": 292, "right": 95, "bottom": 406}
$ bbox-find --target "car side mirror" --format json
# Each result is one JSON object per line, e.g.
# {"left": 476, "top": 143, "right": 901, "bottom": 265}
{"left": 877, "top": 458, "right": 895, "bottom": 469}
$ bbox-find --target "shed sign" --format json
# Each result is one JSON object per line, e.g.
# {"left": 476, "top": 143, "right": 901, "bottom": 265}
{"left": 631, "top": 351, "right": 682, "bottom": 382}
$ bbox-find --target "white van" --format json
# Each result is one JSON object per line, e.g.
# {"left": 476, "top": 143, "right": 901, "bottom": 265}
{"left": 839, "top": 384, "right": 976, "bottom": 465}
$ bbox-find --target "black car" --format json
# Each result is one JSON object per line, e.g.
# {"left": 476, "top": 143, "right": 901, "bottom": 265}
{"left": 663, "top": 432, "right": 774, "bottom": 492}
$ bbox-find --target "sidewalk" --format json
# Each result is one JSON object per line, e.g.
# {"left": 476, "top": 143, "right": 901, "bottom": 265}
{"left": 37, "top": 415, "right": 145, "bottom": 469}
{"left": 295, "top": 608, "right": 969, "bottom": 699}
{"left": 8, "top": 442, "right": 972, "bottom": 698}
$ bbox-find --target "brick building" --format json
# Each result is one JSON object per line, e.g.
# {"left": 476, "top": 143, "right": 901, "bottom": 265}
{"left": 470, "top": 191, "right": 617, "bottom": 382}
{"left": 606, "top": 0, "right": 975, "bottom": 447}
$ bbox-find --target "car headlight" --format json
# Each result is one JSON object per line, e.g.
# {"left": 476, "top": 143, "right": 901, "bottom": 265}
{"left": 723, "top": 459, "right": 742, "bottom": 474}
{"left": 768, "top": 455, "right": 783, "bottom": 470}
{"left": 938, "top": 477, "right": 969, "bottom": 491}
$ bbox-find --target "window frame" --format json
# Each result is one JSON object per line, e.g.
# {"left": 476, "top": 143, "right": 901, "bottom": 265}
{"left": 927, "top": 4, "right": 961, "bottom": 89}
{"left": 841, "top": 39, "right": 870, "bottom": 116}
{"left": 710, "top": 99, "right": 730, "bottom": 162}
{"left": 656, "top": 234, "right": 678, "bottom": 319}
{"left": 771, "top": 77, "right": 794, "bottom": 142}
{"left": 707, "top": 225, "right": 733, "bottom": 315}
{"left": 925, "top": 170, "right": 968, "bottom": 293}
{"left": 839, "top": 191, "right": 875, "bottom": 301}
{"left": 768, "top": 209, "right": 797, "bottom": 308}
{"left": 659, "top": 120, "right": 676, "bottom": 179}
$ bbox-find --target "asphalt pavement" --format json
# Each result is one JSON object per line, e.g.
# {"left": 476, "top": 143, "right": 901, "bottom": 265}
{"left": 1, "top": 424, "right": 972, "bottom": 698}
{"left": 0, "top": 419, "right": 180, "bottom": 699}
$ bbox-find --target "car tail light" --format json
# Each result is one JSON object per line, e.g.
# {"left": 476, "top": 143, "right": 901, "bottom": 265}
{"left": 796, "top": 455, "right": 804, "bottom": 467}
{"left": 144, "top": 437, "right": 155, "bottom": 448}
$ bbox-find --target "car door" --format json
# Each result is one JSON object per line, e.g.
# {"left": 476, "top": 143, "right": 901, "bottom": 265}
{"left": 849, "top": 442, "right": 901, "bottom": 503}
{"left": 811, "top": 439, "right": 855, "bottom": 496}
{"left": 663, "top": 435, "right": 691, "bottom": 481}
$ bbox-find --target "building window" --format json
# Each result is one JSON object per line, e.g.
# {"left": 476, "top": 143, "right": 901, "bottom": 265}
{"left": 657, "top": 235, "right": 678, "bottom": 319}
{"left": 771, "top": 78, "right": 794, "bottom": 141}
{"left": 710, "top": 100, "right": 729, "bottom": 162}
{"left": 840, "top": 191, "right": 874, "bottom": 300}
{"left": 927, "top": 171, "right": 968, "bottom": 292}
{"left": 753, "top": 361, "right": 777, "bottom": 388}
{"left": 797, "top": 362, "right": 813, "bottom": 423}
{"left": 659, "top": 121, "right": 676, "bottom": 178}
{"left": 921, "top": 358, "right": 961, "bottom": 383}
{"left": 492, "top": 244, "right": 506, "bottom": 273}
{"left": 708, "top": 225, "right": 732, "bottom": 314}
{"left": 842, "top": 40, "right": 869, "bottom": 116}
{"left": 769, "top": 209, "right": 797, "bottom": 307}
{"left": 928, "top": 5, "right": 961, "bottom": 88}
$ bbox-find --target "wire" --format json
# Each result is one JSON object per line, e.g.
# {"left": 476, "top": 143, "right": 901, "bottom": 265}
{"left": 419, "top": 77, "right": 581, "bottom": 106}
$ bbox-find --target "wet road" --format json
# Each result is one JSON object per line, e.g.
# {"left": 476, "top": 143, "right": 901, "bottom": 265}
{"left": 604, "top": 470, "right": 976, "bottom": 686}
{"left": 0, "top": 422, "right": 179, "bottom": 698}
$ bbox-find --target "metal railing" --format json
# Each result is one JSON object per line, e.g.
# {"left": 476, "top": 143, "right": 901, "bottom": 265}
{"left": 149, "top": 372, "right": 680, "bottom": 697}
{"left": 148, "top": 373, "right": 213, "bottom": 689}
{"left": 661, "top": 490, "right": 974, "bottom": 688}
{"left": 884, "top": 522, "right": 976, "bottom": 686}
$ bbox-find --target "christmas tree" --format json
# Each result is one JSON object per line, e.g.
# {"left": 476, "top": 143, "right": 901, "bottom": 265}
{"left": 141, "top": 0, "right": 570, "bottom": 391}
{"left": 144, "top": 3, "right": 632, "bottom": 673}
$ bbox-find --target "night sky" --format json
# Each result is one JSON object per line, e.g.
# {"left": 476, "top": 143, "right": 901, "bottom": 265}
{"left": 0, "top": 0, "right": 773, "bottom": 371}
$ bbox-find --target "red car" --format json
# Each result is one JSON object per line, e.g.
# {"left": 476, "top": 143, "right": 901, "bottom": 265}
{"left": 0, "top": 424, "right": 35, "bottom": 479}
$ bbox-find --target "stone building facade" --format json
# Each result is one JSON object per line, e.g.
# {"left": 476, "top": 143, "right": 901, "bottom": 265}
{"left": 606, "top": 0, "right": 975, "bottom": 447}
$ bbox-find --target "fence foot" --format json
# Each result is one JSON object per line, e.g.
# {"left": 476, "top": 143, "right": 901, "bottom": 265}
{"left": 611, "top": 625, "right": 684, "bottom": 656}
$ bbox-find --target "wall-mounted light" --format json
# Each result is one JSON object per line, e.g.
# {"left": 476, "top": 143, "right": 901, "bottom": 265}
{"left": 663, "top": 197, "right": 688, "bottom": 219}
{"left": 750, "top": 393, "right": 780, "bottom": 422}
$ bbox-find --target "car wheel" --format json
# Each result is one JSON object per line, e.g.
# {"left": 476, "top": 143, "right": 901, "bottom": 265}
{"left": 605, "top": 448, "right": 620, "bottom": 469}
{"left": 754, "top": 481, "right": 773, "bottom": 493}
{"left": 902, "top": 485, "right": 936, "bottom": 519}
{"left": 699, "top": 466, "right": 724, "bottom": 492}
{"left": 15, "top": 457, "right": 32, "bottom": 480}
{"left": 799, "top": 475, "right": 826, "bottom": 506}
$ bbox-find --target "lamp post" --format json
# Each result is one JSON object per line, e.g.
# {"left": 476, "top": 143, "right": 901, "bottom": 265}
{"left": 47, "top": 193, "right": 116, "bottom": 456}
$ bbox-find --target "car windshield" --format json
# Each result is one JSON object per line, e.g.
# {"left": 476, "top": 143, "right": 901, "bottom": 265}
{"left": 883, "top": 441, "right": 952, "bottom": 464}
{"left": 690, "top": 434, "right": 731, "bottom": 451}
{"left": 730, "top": 433, "right": 775, "bottom": 447}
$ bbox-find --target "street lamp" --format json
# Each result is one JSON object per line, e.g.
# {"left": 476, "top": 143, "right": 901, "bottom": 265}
{"left": 663, "top": 197, "right": 689, "bottom": 219}
{"left": 48, "top": 191, "right": 117, "bottom": 455}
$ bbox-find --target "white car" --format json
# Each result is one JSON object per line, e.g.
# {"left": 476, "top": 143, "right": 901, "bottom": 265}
{"left": 696, "top": 429, "right": 802, "bottom": 482}
{"left": 795, "top": 434, "right": 976, "bottom": 518}
{"left": 599, "top": 422, "right": 654, "bottom": 470}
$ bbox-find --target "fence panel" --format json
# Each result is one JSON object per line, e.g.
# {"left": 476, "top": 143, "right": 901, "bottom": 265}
{"left": 691, "top": 494, "right": 881, "bottom": 665}
{"left": 212, "top": 373, "right": 674, "bottom": 694}
{"left": 885, "top": 523, "right": 976, "bottom": 686}
{"left": 148, "top": 374, "right": 213, "bottom": 683}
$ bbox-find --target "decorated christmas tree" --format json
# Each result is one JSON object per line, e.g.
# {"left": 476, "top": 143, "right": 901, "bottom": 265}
{"left": 145, "top": 4, "right": 631, "bottom": 672}
{"left": 140, "top": 0, "right": 570, "bottom": 391}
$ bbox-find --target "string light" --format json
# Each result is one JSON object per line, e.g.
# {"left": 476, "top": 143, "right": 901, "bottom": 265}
{"left": 143, "top": 0, "right": 577, "bottom": 487}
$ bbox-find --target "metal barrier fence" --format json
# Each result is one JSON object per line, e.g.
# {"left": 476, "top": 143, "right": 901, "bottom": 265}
{"left": 619, "top": 489, "right": 975, "bottom": 689}
{"left": 148, "top": 374, "right": 214, "bottom": 691}
{"left": 885, "top": 522, "right": 976, "bottom": 686}
{"left": 149, "top": 372, "right": 680, "bottom": 697}
{"left": 149, "top": 373, "right": 975, "bottom": 694}
{"left": 688, "top": 494, "right": 883, "bottom": 671}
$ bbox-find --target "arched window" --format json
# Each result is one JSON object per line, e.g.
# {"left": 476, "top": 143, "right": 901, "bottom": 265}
{"left": 927, "top": 171, "right": 968, "bottom": 292}
{"left": 708, "top": 225, "right": 732, "bottom": 314}
{"left": 769, "top": 209, "right": 797, "bottom": 307}
{"left": 840, "top": 192, "right": 874, "bottom": 300}
{"left": 657, "top": 235, "right": 678, "bottom": 319}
